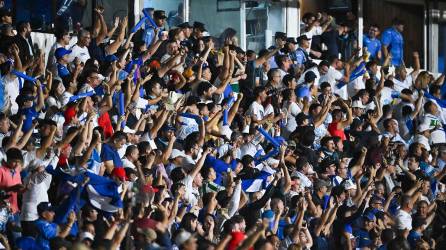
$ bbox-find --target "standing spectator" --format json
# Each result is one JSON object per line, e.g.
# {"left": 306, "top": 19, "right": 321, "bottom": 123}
{"left": 363, "top": 24, "right": 382, "bottom": 60}
{"left": 382, "top": 18, "right": 405, "bottom": 67}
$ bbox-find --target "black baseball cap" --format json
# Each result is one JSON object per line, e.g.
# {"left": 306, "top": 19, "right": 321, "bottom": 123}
{"left": 275, "top": 32, "right": 287, "bottom": 40}
{"left": 37, "top": 202, "right": 55, "bottom": 215}
{"left": 0, "top": 8, "right": 11, "bottom": 18}
{"left": 286, "top": 37, "right": 298, "bottom": 44}
{"left": 297, "top": 35, "right": 311, "bottom": 42}
{"left": 153, "top": 10, "right": 167, "bottom": 19}
{"left": 193, "top": 22, "right": 206, "bottom": 32}
{"left": 178, "top": 22, "right": 193, "bottom": 29}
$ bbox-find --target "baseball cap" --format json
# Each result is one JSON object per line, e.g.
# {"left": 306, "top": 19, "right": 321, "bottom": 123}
{"left": 193, "top": 22, "right": 206, "bottom": 32}
{"left": 297, "top": 34, "right": 311, "bottom": 42}
{"left": 161, "top": 124, "right": 176, "bottom": 132}
{"left": 37, "top": 202, "right": 54, "bottom": 215}
{"left": 274, "top": 32, "right": 287, "bottom": 40}
{"left": 418, "top": 122, "right": 431, "bottom": 133}
{"left": 343, "top": 179, "right": 357, "bottom": 190}
{"left": 286, "top": 37, "right": 298, "bottom": 44}
{"left": 80, "top": 232, "right": 95, "bottom": 242}
{"left": 153, "top": 10, "right": 167, "bottom": 19}
{"left": 111, "top": 167, "right": 128, "bottom": 181}
{"left": 363, "top": 212, "right": 376, "bottom": 221}
{"left": 174, "top": 230, "right": 193, "bottom": 246}
{"left": 170, "top": 149, "right": 186, "bottom": 159}
{"left": 177, "top": 22, "right": 193, "bottom": 29}
{"left": 352, "top": 100, "right": 366, "bottom": 109}
{"left": 304, "top": 71, "right": 317, "bottom": 83}
{"left": 104, "top": 54, "right": 118, "bottom": 62}
{"left": 55, "top": 47, "right": 72, "bottom": 60}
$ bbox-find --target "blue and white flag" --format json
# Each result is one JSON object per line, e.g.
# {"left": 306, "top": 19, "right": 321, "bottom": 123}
{"left": 46, "top": 166, "right": 123, "bottom": 213}
{"left": 241, "top": 171, "right": 271, "bottom": 193}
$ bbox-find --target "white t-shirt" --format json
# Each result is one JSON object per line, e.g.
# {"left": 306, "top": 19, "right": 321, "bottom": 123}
{"left": 347, "top": 75, "right": 365, "bottom": 97}
{"left": 122, "top": 157, "right": 136, "bottom": 169}
{"left": 392, "top": 75, "right": 413, "bottom": 92}
{"left": 248, "top": 101, "right": 265, "bottom": 121}
{"left": 3, "top": 75, "right": 20, "bottom": 114}
{"left": 181, "top": 175, "right": 199, "bottom": 206}
{"left": 395, "top": 209, "right": 412, "bottom": 230}
{"left": 21, "top": 171, "right": 52, "bottom": 221}
{"left": 68, "top": 44, "right": 90, "bottom": 63}
{"left": 282, "top": 102, "right": 301, "bottom": 138}
{"left": 320, "top": 65, "right": 343, "bottom": 86}
{"left": 298, "top": 66, "right": 321, "bottom": 86}
{"left": 303, "top": 26, "right": 323, "bottom": 52}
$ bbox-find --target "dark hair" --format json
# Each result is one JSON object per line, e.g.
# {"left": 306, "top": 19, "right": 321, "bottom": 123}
{"left": 320, "top": 136, "right": 334, "bottom": 147}
{"left": 55, "top": 29, "right": 70, "bottom": 40}
{"left": 179, "top": 213, "right": 198, "bottom": 233}
{"left": 318, "top": 60, "right": 330, "bottom": 68}
{"left": 125, "top": 145, "right": 138, "bottom": 157}
{"left": 253, "top": 86, "right": 266, "bottom": 98}
{"left": 319, "top": 81, "right": 331, "bottom": 90}
{"left": 112, "top": 131, "right": 127, "bottom": 142}
{"left": 6, "top": 148, "right": 23, "bottom": 162}
{"left": 387, "top": 236, "right": 410, "bottom": 250}
{"left": 282, "top": 74, "right": 295, "bottom": 87}
{"left": 170, "top": 168, "right": 186, "bottom": 184}
{"left": 197, "top": 81, "right": 213, "bottom": 97}
{"left": 295, "top": 156, "right": 309, "bottom": 171}
{"left": 275, "top": 54, "right": 289, "bottom": 69}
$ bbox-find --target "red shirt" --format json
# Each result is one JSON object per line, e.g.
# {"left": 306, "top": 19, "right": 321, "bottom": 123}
{"left": 0, "top": 165, "right": 22, "bottom": 213}
{"left": 328, "top": 122, "right": 347, "bottom": 141}
{"left": 98, "top": 112, "right": 114, "bottom": 139}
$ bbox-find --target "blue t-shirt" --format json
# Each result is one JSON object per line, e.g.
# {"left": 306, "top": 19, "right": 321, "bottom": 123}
{"left": 19, "top": 106, "right": 38, "bottom": 132}
{"left": 407, "top": 230, "right": 422, "bottom": 248}
{"left": 57, "top": 63, "right": 70, "bottom": 77}
{"left": 354, "top": 229, "right": 372, "bottom": 248}
{"left": 101, "top": 143, "right": 123, "bottom": 168}
{"left": 363, "top": 35, "right": 381, "bottom": 59}
{"left": 381, "top": 27, "right": 404, "bottom": 66}
{"left": 35, "top": 219, "right": 58, "bottom": 250}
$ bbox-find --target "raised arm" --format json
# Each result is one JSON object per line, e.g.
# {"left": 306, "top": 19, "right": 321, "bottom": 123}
{"left": 190, "top": 148, "right": 211, "bottom": 179}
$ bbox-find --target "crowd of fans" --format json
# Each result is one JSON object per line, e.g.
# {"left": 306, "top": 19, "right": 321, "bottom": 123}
{"left": 0, "top": 4, "right": 443, "bottom": 250}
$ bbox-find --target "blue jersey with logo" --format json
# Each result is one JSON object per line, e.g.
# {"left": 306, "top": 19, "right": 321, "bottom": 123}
{"left": 381, "top": 27, "right": 404, "bottom": 66}
{"left": 363, "top": 35, "right": 381, "bottom": 59}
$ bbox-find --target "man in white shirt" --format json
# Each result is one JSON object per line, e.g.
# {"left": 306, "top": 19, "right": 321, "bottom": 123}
{"left": 395, "top": 195, "right": 415, "bottom": 235}
{"left": 121, "top": 145, "right": 139, "bottom": 169}
{"left": 298, "top": 60, "right": 329, "bottom": 86}
{"left": 48, "top": 29, "right": 72, "bottom": 75}
{"left": 291, "top": 156, "right": 313, "bottom": 189}
{"left": 247, "top": 86, "right": 267, "bottom": 124}
{"left": 68, "top": 30, "right": 91, "bottom": 64}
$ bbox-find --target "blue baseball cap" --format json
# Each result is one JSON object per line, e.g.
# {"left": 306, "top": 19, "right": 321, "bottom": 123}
{"left": 105, "top": 54, "right": 119, "bottom": 62}
{"left": 55, "top": 47, "right": 72, "bottom": 60}
{"left": 262, "top": 210, "right": 275, "bottom": 220}
{"left": 363, "top": 212, "right": 376, "bottom": 221}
